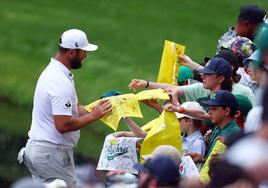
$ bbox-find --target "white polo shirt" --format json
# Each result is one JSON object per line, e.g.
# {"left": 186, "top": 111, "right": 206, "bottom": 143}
{"left": 28, "top": 58, "right": 80, "bottom": 147}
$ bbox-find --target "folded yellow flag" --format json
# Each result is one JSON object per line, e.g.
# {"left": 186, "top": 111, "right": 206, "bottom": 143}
{"left": 84, "top": 94, "right": 143, "bottom": 131}
{"left": 140, "top": 111, "right": 182, "bottom": 161}
{"left": 199, "top": 140, "right": 227, "bottom": 183}
{"left": 157, "top": 40, "right": 185, "bottom": 85}
{"left": 136, "top": 88, "right": 169, "bottom": 101}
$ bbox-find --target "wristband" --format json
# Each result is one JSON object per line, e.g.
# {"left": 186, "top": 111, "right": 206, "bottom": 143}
{"left": 145, "top": 80, "right": 150, "bottom": 88}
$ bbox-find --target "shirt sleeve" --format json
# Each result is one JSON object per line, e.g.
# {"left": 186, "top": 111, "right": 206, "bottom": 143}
{"left": 51, "top": 95, "right": 73, "bottom": 116}
{"left": 190, "top": 139, "right": 206, "bottom": 157}
{"left": 49, "top": 85, "right": 73, "bottom": 116}
{"left": 181, "top": 83, "right": 210, "bottom": 102}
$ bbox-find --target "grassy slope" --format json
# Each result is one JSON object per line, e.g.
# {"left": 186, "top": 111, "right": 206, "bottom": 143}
{"left": 0, "top": 0, "right": 267, "bottom": 158}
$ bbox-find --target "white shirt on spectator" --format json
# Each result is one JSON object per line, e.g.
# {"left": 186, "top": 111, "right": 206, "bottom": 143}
{"left": 28, "top": 58, "right": 80, "bottom": 147}
{"left": 244, "top": 106, "right": 263, "bottom": 133}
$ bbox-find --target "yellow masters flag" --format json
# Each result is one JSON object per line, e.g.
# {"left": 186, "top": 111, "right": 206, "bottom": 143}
{"left": 137, "top": 89, "right": 169, "bottom": 132}
{"left": 84, "top": 94, "right": 143, "bottom": 131}
{"left": 136, "top": 89, "right": 169, "bottom": 101}
{"left": 157, "top": 40, "right": 185, "bottom": 85}
{"left": 199, "top": 140, "right": 227, "bottom": 183}
{"left": 140, "top": 111, "right": 182, "bottom": 161}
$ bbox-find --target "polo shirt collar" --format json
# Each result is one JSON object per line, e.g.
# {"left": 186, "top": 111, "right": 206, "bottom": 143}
{"left": 50, "top": 58, "right": 73, "bottom": 79}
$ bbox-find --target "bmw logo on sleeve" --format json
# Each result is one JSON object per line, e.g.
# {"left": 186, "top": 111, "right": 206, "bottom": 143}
{"left": 65, "top": 100, "right": 72, "bottom": 109}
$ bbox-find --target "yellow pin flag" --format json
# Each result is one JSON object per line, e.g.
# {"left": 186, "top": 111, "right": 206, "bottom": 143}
{"left": 140, "top": 111, "right": 182, "bottom": 161}
{"left": 84, "top": 94, "right": 143, "bottom": 131}
{"left": 157, "top": 40, "right": 185, "bottom": 85}
{"left": 199, "top": 140, "right": 227, "bottom": 183}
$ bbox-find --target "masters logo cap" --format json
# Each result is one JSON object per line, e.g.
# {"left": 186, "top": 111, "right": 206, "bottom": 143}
{"left": 59, "top": 29, "right": 98, "bottom": 51}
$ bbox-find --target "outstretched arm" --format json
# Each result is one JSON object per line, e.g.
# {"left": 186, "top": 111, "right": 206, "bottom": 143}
{"left": 164, "top": 103, "right": 210, "bottom": 120}
{"left": 123, "top": 117, "right": 147, "bottom": 138}
{"left": 128, "top": 79, "right": 174, "bottom": 90}
{"left": 179, "top": 55, "right": 204, "bottom": 70}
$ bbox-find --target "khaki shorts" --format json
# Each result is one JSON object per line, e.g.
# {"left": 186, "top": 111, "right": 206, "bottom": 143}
{"left": 21, "top": 139, "right": 76, "bottom": 187}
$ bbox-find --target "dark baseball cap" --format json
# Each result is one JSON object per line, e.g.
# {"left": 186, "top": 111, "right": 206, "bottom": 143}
{"left": 197, "top": 57, "right": 232, "bottom": 77}
{"left": 239, "top": 4, "right": 266, "bottom": 24}
{"left": 200, "top": 90, "right": 238, "bottom": 112}
{"left": 134, "top": 156, "right": 180, "bottom": 184}
{"left": 215, "top": 49, "right": 240, "bottom": 69}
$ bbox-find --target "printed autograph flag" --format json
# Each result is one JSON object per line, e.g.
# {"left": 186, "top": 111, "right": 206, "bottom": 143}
{"left": 97, "top": 134, "right": 143, "bottom": 174}
{"left": 85, "top": 94, "right": 143, "bottom": 131}
{"left": 85, "top": 89, "right": 170, "bottom": 131}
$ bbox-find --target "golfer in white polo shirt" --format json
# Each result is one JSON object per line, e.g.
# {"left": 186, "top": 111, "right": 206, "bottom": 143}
{"left": 18, "top": 29, "right": 112, "bottom": 187}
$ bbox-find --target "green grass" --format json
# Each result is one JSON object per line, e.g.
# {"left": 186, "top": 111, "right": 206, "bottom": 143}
{"left": 0, "top": 0, "right": 267, "bottom": 162}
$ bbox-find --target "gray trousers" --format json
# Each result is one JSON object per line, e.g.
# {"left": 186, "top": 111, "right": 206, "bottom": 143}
{"left": 22, "top": 139, "right": 76, "bottom": 187}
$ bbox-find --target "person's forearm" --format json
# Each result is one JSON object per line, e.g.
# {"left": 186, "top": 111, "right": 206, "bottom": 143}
{"left": 114, "top": 131, "right": 136, "bottom": 137}
{"left": 154, "top": 105, "right": 163, "bottom": 114}
{"left": 147, "top": 81, "right": 173, "bottom": 90}
{"left": 55, "top": 112, "right": 100, "bottom": 133}
{"left": 123, "top": 118, "right": 147, "bottom": 138}
{"left": 78, "top": 105, "right": 89, "bottom": 116}
{"left": 186, "top": 60, "right": 204, "bottom": 70}
{"left": 181, "top": 109, "right": 210, "bottom": 120}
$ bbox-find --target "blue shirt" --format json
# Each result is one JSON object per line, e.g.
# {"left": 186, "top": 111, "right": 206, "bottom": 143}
{"left": 182, "top": 130, "right": 206, "bottom": 157}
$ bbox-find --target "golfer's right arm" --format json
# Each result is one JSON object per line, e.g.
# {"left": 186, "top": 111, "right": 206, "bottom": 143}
{"left": 54, "top": 99, "right": 112, "bottom": 133}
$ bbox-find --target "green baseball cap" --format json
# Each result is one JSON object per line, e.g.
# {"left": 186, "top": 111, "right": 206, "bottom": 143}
{"left": 243, "top": 48, "right": 262, "bottom": 68}
{"left": 235, "top": 95, "right": 253, "bottom": 118}
{"left": 100, "top": 90, "right": 122, "bottom": 98}
{"left": 177, "top": 65, "right": 193, "bottom": 83}
{"left": 255, "top": 23, "right": 268, "bottom": 51}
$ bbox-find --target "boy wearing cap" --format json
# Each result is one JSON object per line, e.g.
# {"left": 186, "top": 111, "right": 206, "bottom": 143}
{"left": 201, "top": 90, "right": 241, "bottom": 157}
{"left": 175, "top": 102, "right": 206, "bottom": 157}
{"left": 19, "top": 29, "right": 112, "bottom": 187}
{"left": 234, "top": 95, "right": 253, "bottom": 130}
{"left": 217, "top": 4, "right": 266, "bottom": 50}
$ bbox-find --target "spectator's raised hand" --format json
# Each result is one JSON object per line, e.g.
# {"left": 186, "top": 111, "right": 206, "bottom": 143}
{"left": 163, "top": 102, "right": 181, "bottom": 112}
{"left": 215, "top": 136, "right": 225, "bottom": 144}
{"left": 141, "top": 99, "right": 163, "bottom": 113}
{"left": 179, "top": 54, "right": 193, "bottom": 67}
{"left": 128, "top": 79, "right": 147, "bottom": 90}
{"left": 164, "top": 86, "right": 180, "bottom": 106}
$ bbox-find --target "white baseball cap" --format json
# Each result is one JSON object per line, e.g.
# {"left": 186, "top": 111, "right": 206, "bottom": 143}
{"left": 175, "top": 101, "right": 204, "bottom": 120}
{"left": 142, "top": 145, "right": 181, "bottom": 165}
{"left": 59, "top": 29, "right": 98, "bottom": 51}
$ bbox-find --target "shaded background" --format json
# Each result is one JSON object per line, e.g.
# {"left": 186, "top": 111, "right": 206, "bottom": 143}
{"left": 0, "top": 0, "right": 267, "bottom": 185}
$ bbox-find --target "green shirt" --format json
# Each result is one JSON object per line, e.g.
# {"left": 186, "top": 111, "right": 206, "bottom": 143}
{"left": 181, "top": 82, "right": 255, "bottom": 106}
{"left": 205, "top": 120, "right": 241, "bottom": 158}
